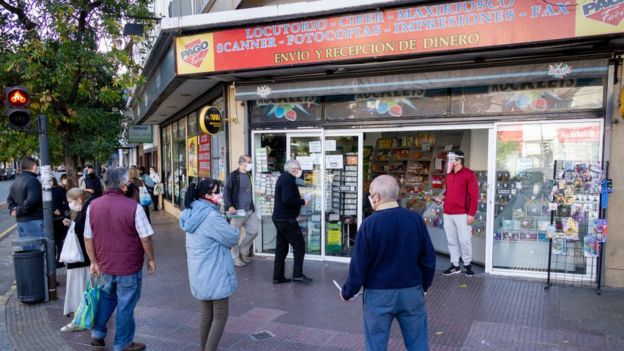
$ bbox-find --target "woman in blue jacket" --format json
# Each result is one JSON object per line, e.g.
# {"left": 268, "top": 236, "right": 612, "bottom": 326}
{"left": 179, "top": 179, "right": 239, "bottom": 351}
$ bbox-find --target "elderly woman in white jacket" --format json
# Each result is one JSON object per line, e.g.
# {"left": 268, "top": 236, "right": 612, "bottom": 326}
{"left": 179, "top": 179, "right": 239, "bottom": 351}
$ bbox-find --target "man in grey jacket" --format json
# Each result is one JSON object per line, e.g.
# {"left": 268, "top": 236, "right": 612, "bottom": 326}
{"left": 7, "top": 157, "right": 44, "bottom": 248}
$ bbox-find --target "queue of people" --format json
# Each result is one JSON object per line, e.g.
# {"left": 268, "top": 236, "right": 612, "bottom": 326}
{"left": 7, "top": 154, "right": 449, "bottom": 351}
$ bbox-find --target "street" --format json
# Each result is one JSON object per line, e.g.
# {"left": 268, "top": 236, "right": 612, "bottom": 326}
{"left": 0, "top": 179, "right": 12, "bottom": 205}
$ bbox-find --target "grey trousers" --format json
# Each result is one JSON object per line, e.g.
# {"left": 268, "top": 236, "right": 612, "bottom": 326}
{"left": 199, "top": 298, "right": 229, "bottom": 351}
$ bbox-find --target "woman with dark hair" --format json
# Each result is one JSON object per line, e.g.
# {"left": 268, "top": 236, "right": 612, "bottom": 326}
{"left": 179, "top": 179, "right": 239, "bottom": 351}
{"left": 51, "top": 176, "right": 69, "bottom": 267}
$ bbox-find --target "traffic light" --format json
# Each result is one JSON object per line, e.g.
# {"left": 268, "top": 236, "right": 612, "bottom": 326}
{"left": 5, "top": 86, "right": 32, "bottom": 130}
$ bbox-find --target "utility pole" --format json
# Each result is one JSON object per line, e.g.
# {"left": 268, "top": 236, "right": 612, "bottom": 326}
{"left": 38, "top": 115, "right": 57, "bottom": 300}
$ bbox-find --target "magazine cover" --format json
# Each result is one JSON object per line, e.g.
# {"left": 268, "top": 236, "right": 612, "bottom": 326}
{"left": 593, "top": 219, "right": 608, "bottom": 242}
{"left": 583, "top": 235, "right": 598, "bottom": 257}
{"left": 552, "top": 236, "right": 566, "bottom": 256}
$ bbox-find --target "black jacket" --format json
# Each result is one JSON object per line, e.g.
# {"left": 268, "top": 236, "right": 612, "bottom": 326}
{"left": 7, "top": 171, "right": 43, "bottom": 222}
{"left": 51, "top": 186, "right": 69, "bottom": 221}
{"left": 272, "top": 172, "right": 304, "bottom": 221}
{"left": 224, "top": 170, "right": 255, "bottom": 212}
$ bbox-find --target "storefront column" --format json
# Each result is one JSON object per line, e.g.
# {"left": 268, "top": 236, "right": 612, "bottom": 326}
{"left": 606, "top": 69, "right": 624, "bottom": 287}
{"left": 228, "top": 84, "right": 246, "bottom": 171}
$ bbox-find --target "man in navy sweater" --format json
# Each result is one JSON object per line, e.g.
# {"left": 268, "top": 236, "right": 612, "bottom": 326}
{"left": 341, "top": 175, "right": 436, "bottom": 351}
{"left": 272, "top": 159, "right": 312, "bottom": 284}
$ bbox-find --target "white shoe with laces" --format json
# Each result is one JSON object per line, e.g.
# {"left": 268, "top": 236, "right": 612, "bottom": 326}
{"left": 60, "top": 322, "right": 84, "bottom": 332}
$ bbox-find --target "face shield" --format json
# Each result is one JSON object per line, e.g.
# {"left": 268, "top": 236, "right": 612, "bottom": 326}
{"left": 446, "top": 153, "right": 463, "bottom": 174}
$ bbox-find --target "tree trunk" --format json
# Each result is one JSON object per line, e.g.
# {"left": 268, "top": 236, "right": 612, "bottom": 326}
{"left": 62, "top": 137, "right": 79, "bottom": 188}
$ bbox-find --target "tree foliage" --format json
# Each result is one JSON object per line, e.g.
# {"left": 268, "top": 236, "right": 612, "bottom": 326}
{"left": 0, "top": 0, "right": 152, "bottom": 184}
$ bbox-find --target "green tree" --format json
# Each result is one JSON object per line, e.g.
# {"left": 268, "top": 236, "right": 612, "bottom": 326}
{"left": 0, "top": 0, "right": 151, "bottom": 185}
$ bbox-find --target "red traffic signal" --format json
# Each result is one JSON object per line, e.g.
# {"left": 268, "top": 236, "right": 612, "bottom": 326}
{"left": 7, "top": 87, "right": 30, "bottom": 107}
{"left": 5, "top": 86, "right": 32, "bottom": 129}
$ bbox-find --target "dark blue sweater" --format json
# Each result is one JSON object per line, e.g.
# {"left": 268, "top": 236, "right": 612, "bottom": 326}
{"left": 342, "top": 206, "right": 436, "bottom": 299}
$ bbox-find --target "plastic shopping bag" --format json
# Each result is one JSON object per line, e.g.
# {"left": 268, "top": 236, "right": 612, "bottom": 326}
{"left": 153, "top": 183, "right": 164, "bottom": 196}
{"left": 73, "top": 275, "right": 101, "bottom": 329}
{"left": 139, "top": 186, "right": 152, "bottom": 206}
{"left": 59, "top": 222, "right": 84, "bottom": 263}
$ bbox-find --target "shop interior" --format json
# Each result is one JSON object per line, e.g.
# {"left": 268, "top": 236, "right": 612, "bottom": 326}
{"left": 252, "top": 121, "right": 603, "bottom": 277}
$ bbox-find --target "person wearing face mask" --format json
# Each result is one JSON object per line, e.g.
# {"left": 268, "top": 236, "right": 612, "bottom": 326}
{"left": 84, "top": 167, "right": 155, "bottom": 351}
{"left": 224, "top": 155, "right": 260, "bottom": 267}
{"left": 434, "top": 151, "right": 479, "bottom": 277}
{"left": 148, "top": 167, "right": 161, "bottom": 211}
{"left": 52, "top": 175, "right": 70, "bottom": 267}
{"left": 272, "top": 159, "right": 312, "bottom": 284}
{"left": 59, "top": 188, "right": 92, "bottom": 332}
{"left": 126, "top": 166, "right": 151, "bottom": 223}
{"left": 180, "top": 179, "right": 239, "bottom": 351}
{"left": 340, "top": 175, "right": 436, "bottom": 351}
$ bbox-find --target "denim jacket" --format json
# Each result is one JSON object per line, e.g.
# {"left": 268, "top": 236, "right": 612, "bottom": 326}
{"left": 180, "top": 199, "right": 239, "bottom": 300}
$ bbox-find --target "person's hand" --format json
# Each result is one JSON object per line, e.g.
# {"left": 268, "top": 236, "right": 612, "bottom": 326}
{"left": 227, "top": 206, "right": 236, "bottom": 213}
{"left": 54, "top": 209, "right": 61, "bottom": 216}
{"left": 90, "top": 263, "right": 101, "bottom": 276}
{"left": 303, "top": 199, "right": 310, "bottom": 206}
{"left": 433, "top": 196, "right": 443, "bottom": 204}
{"left": 10, "top": 210, "right": 16, "bottom": 217}
{"left": 86, "top": 189, "right": 94, "bottom": 193}
{"left": 339, "top": 291, "right": 349, "bottom": 302}
{"left": 62, "top": 218, "right": 71, "bottom": 226}
{"left": 467, "top": 215, "right": 475, "bottom": 225}
{"left": 146, "top": 259, "right": 156, "bottom": 274}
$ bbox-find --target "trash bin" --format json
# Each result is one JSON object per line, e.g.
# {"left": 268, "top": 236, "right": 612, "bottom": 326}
{"left": 13, "top": 237, "right": 47, "bottom": 304}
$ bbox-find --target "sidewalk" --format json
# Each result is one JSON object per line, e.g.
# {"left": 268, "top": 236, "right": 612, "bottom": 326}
{"left": 3, "top": 210, "right": 624, "bottom": 350}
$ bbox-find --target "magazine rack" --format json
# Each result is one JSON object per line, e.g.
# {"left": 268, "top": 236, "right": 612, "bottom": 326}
{"left": 544, "top": 161, "right": 609, "bottom": 295}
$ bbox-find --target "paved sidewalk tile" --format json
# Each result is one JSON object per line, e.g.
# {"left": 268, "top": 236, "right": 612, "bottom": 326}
{"left": 3, "top": 210, "right": 624, "bottom": 351}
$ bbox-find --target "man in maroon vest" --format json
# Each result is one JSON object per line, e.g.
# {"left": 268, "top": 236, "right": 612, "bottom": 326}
{"left": 84, "top": 167, "right": 156, "bottom": 351}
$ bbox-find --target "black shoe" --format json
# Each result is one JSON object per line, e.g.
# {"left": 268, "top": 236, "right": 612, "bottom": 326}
{"left": 464, "top": 265, "right": 475, "bottom": 277}
{"left": 272, "top": 277, "right": 292, "bottom": 284}
{"left": 442, "top": 265, "right": 461, "bottom": 275}
{"left": 292, "top": 274, "right": 313, "bottom": 283}
{"left": 90, "top": 337, "right": 105, "bottom": 347}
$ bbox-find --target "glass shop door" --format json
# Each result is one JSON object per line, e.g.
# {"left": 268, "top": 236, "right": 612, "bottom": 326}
{"left": 323, "top": 133, "right": 363, "bottom": 259}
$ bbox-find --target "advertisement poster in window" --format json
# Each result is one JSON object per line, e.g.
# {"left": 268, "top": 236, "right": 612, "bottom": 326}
{"left": 198, "top": 134, "right": 211, "bottom": 178}
{"left": 187, "top": 136, "right": 198, "bottom": 177}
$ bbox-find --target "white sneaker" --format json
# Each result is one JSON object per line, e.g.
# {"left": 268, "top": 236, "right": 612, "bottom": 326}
{"left": 234, "top": 259, "right": 246, "bottom": 267}
{"left": 60, "top": 322, "right": 84, "bottom": 332}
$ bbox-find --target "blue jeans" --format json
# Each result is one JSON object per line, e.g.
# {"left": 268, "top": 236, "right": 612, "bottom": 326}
{"left": 363, "top": 286, "right": 428, "bottom": 351}
{"left": 92, "top": 271, "right": 142, "bottom": 351}
{"left": 16, "top": 219, "right": 45, "bottom": 250}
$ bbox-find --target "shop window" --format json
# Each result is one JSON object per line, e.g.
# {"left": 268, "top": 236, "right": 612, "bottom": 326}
{"left": 493, "top": 121, "right": 602, "bottom": 273}
{"left": 210, "top": 96, "right": 227, "bottom": 181}
{"left": 162, "top": 125, "right": 173, "bottom": 201}
{"left": 451, "top": 78, "right": 604, "bottom": 115}
{"left": 325, "top": 89, "right": 448, "bottom": 120}
{"left": 173, "top": 118, "right": 187, "bottom": 207}
{"left": 250, "top": 97, "right": 321, "bottom": 124}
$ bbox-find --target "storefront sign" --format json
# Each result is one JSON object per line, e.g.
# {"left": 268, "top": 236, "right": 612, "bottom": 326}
{"left": 199, "top": 105, "right": 222, "bottom": 134}
{"left": 187, "top": 136, "right": 198, "bottom": 177}
{"left": 198, "top": 134, "right": 211, "bottom": 177}
{"left": 176, "top": 0, "right": 624, "bottom": 76}
{"left": 557, "top": 126, "right": 601, "bottom": 143}
{"left": 127, "top": 125, "right": 153, "bottom": 143}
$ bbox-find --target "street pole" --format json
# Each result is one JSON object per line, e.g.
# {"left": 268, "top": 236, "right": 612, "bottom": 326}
{"left": 38, "top": 115, "right": 57, "bottom": 300}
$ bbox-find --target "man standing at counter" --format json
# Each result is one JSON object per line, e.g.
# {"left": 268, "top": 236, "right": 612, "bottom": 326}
{"left": 436, "top": 151, "right": 479, "bottom": 277}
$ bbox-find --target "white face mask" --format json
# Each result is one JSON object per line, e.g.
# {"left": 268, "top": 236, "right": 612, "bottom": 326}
{"left": 245, "top": 162, "right": 253, "bottom": 172}
{"left": 368, "top": 193, "right": 377, "bottom": 210}
{"left": 68, "top": 201, "right": 82, "bottom": 212}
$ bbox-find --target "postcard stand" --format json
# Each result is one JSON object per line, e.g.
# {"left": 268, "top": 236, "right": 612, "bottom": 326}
{"left": 545, "top": 161, "right": 608, "bottom": 295}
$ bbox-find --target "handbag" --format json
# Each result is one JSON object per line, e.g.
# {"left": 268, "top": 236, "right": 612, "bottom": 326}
{"left": 59, "top": 222, "right": 84, "bottom": 264}
{"left": 139, "top": 186, "right": 152, "bottom": 206}
{"left": 73, "top": 275, "right": 101, "bottom": 329}
{"left": 153, "top": 183, "right": 164, "bottom": 196}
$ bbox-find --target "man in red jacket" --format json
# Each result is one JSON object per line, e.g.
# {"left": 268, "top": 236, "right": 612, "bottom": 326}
{"left": 436, "top": 151, "right": 479, "bottom": 277}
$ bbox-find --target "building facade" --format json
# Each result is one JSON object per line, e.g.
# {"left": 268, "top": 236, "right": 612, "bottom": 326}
{"left": 131, "top": 0, "right": 624, "bottom": 286}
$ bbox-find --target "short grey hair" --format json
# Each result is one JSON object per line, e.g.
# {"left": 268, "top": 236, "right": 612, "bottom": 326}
{"left": 370, "top": 175, "right": 399, "bottom": 202}
{"left": 284, "top": 159, "right": 300, "bottom": 172}
{"left": 238, "top": 155, "right": 251, "bottom": 164}
{"left": 103, "top": 167, "right": 129, "bottom": 191}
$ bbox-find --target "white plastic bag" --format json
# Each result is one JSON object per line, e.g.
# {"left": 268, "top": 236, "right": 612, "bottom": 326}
{"left": 139, "top": 186, "right": 152, "bottom": 206}
{"left": 60, "top": 222, "right": 84, "bottom": 264}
